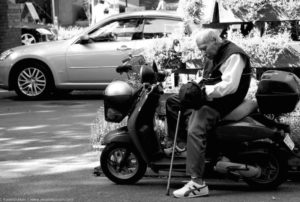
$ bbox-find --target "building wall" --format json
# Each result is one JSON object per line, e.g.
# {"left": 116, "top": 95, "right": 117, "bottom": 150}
{"left": 54, "top": 0, "right": 88, "bottom": 26}
{"left": 0, "top": 0, "right": 21, "bottom": 53}
{"left": 57, "top": 0, "right": 76, "bottom": 26}
{"left": 16, "top": 0, "right": 52, "bottom": 23}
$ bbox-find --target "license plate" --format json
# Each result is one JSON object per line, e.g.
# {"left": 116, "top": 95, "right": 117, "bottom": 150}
{"left": 284, "top": 134, "right": 295, "bottom": 151}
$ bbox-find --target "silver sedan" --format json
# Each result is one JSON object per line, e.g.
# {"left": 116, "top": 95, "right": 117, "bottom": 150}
{"left": 0, "top": 11, "right": 184, "bottom": 99}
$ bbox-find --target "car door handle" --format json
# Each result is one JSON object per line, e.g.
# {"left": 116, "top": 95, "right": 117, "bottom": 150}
{"left": 117, "top": 45, "right": 131, "bottom": 51}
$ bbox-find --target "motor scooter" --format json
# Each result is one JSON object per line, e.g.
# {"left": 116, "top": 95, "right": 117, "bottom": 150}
{"left": 100, "top": 55, "right": 300, "bottom": 190}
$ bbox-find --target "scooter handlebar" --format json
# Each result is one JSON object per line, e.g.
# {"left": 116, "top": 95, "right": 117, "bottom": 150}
{"left": 116, "top": 65, "right": 132, "bottom": 74}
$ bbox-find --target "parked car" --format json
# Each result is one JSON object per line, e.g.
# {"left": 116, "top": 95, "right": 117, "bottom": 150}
{"left": 21, "top": 22, "right": 58, "bottom": 45}
{"left": 0, "top": 11, "right": 185, "bottom": 99}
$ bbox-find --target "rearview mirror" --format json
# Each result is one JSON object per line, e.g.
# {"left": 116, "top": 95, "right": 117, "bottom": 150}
{"left": 140, "top": 66, "right": 156, "bottom": 84}
{"left": 79, "top": 35, "right": 90, "bottom": 44}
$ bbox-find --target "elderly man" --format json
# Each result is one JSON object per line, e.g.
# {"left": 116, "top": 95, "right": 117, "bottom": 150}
{"left": 165, "top": 29, "right": 252, "bottom": 198}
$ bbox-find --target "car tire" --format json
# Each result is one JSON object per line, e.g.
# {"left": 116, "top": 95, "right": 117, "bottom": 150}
{"left": 14, "top": 62, "right": 53, "bottom": 100}
{"left": 21, "top": 32, "right": 37, "bottom": 45}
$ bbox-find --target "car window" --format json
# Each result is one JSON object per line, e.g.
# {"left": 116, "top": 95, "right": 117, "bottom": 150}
{"left": 142, "top": 18, "right": 184, "bottom": 39}
{"left": 88, "top": 18, "right": 143, "bottom": 42}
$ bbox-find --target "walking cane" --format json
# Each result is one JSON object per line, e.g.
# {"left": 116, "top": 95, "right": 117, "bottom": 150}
{"left": 166, "top": 110, "right": 181, "bottom": 196}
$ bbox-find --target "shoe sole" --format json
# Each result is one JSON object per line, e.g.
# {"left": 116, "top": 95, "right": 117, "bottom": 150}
{"left": 173, "top": 193, "right": 209, "bottom": 198}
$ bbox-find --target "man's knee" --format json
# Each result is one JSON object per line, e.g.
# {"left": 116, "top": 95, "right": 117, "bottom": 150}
{"left": 187, "top": 105, "right": 220, "bottom": 135}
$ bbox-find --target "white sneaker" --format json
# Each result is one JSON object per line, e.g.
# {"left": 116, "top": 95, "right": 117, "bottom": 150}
{"left": 173, "top": 180, "right": 209, "bottom": 198}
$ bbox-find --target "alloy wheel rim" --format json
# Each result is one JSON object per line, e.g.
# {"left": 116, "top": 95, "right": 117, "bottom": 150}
{"left": 18, "top": 67, "right": 46, "bottom": 97}
{"left": 107, "top": 148, "right": 139, "bottom": 179}
{"left": 21, "top": 33, "right": 36, "bottom": 45}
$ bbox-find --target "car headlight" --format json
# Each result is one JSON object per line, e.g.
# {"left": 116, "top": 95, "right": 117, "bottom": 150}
{"left": 0, "top": 49, "right": 13, "bottom": 61}
{"left": 36, "top": 28, "right": 53, "bottom": 35}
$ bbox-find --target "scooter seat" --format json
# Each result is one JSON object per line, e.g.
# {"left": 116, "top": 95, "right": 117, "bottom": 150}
{"left": 222, "top": 99, "right": 258, "bottom": 121}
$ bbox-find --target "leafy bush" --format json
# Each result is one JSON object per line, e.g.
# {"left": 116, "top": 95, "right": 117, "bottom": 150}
{"left": 227, "top": 28, "right": 293, "bottom": 67}
{"left": 145, "top": 26, "right": 298, "bottom": 70}
{"left": 142, "top": 36, "right": 205, "bottom": 70}
{"left": 90, "top": 108, "right": 127, "bottom": 150}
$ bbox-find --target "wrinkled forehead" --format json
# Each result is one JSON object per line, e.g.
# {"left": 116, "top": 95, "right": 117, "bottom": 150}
{"left": 196, "top": 38, "right": 213, "bottom": 51}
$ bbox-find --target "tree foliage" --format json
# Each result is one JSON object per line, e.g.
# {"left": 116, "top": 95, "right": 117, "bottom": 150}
{"left": 177, "top": 0, "right": 204, "bottom": 23}
{"left": 222, "top": 0, "right": 300, "bottom": 21}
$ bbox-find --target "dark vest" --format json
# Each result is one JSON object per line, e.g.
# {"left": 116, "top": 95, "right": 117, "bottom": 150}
{"left": 201, "top": 40, "right": 252, "bottom": 117}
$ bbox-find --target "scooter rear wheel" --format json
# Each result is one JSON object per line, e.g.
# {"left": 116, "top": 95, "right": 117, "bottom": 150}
{"left": 100, "top": 143, "right": 147, "bottom": 184}
{"left": 242, "top": 149, "right": 288, "bottom": 189}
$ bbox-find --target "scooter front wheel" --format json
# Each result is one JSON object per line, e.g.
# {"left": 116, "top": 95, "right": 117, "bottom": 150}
{"left": 100, "top": 143, "right": 147, "bottom": 184}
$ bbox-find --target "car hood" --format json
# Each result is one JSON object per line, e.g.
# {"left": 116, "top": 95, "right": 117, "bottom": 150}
{"left": 12, "top": 39, "right": 70, "bottom": 54}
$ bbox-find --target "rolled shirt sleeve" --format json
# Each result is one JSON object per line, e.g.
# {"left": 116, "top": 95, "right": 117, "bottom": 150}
{"left": 205, "top": 54, "right": 246, "bottom": 99}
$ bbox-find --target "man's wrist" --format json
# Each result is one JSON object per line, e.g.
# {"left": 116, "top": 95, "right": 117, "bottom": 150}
{"left": 203, "top": 85, "right": 213, "bottom": 101}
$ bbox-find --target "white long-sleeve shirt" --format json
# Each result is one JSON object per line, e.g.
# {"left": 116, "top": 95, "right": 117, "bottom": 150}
{"left": 204, "top": 54, "right": 246, "bottom": 100}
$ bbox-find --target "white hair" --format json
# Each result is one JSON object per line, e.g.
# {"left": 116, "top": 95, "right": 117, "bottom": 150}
{"left": 195, "top": 29, "right": 222, "bottom": 45}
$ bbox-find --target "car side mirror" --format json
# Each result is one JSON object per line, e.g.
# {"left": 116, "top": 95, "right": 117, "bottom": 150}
{"left": 79, "top": 35, "right": 90, "bottom": 44}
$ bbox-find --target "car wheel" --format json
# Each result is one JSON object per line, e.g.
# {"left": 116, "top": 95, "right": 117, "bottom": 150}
{"left": 14, "top": 62, "right": 53, "bottom": 99}
{"left": 21, "top": 32, "right": 37, "bottom": 45}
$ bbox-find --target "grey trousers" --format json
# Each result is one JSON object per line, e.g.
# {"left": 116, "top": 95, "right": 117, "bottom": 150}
{"left": 166, "top": 94, "right": 220, "bottom": 178}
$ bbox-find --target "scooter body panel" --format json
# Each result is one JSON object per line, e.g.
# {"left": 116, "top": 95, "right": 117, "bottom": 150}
{"left": 150, "top": 157, "right": 186, "bottom": 171}
{"left": 102, "top": 126, "right": 132, "bottom": 145}
{"left": 127, "top": 87, "right": 162, "bottom": 163}
{"left": 215, "top": 116, "right": 277, "bottom": 142}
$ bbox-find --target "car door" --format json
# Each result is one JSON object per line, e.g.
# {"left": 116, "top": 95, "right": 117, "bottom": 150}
{"left": 65, "top": 17, "right": 143, "bottom": 86}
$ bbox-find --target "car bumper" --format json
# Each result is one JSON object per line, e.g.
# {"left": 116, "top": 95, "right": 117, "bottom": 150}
{"left": 0, "top": 83, "right": 8, "bottom": 90}
{"left": 0, "top": 60, "right": 12, "bottom": 90}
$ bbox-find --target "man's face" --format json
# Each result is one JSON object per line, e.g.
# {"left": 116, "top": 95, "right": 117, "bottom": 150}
{"left": 197, "top": 40, "right": 219, "bottom": 60}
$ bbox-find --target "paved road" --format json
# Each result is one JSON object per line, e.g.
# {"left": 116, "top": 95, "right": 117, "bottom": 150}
{"left": 1, "top": 90, "right": 300, "bottom": 202}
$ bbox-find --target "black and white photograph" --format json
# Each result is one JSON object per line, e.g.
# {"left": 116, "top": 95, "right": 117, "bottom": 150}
{"left": 1, "top": 0, "right": 300, "bottom": 201}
